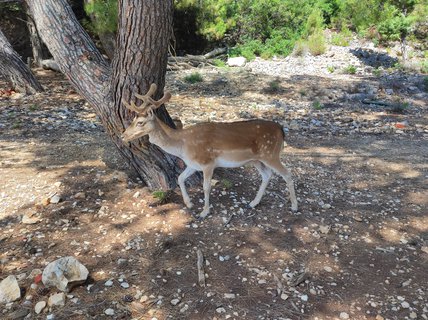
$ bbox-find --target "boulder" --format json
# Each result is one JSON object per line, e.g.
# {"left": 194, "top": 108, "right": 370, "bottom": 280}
{"left": 227, "top": 56, "right": 247, "bottom": 67}
{"left": 0, "top": 275, "right": 21, "bottom": 303}
{"left": 42, "top": 257, "right": 88, "bottom": 292}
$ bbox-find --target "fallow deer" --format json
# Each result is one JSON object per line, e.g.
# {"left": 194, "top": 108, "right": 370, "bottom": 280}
{"left": 121, "top": 84, "right": 298, "bottom": 219}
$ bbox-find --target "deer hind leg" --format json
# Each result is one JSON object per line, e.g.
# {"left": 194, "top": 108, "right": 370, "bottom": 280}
{"left": 178, "top": 167, "right": 196, "bottom": 209}
{"left": 262, "top": 159, "right": 298, "bottom": 212}
{"left": 250, "top": 161, "right": 272, "bottom": 208}
{"left": 199, "top": 165, "right": 214, "bottom": 219}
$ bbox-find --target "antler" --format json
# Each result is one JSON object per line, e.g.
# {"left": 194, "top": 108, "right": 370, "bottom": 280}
{"left": 122, "top": 83, "right": 172, "bottom": 114}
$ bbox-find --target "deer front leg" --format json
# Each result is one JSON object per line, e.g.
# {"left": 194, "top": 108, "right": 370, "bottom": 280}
{"left": 178, "top": 167, "right": 196, "bottom": 209}
{"left": 199, "top": 166, "right": 214, "bottom": 219}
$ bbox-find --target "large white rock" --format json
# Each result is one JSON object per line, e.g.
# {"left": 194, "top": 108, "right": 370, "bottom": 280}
{"left": 0, "top": 275, "right": 21, "bottom": 303}
{"left": 42, "top": 257, "right": 89, "bottom": 292}
{"left": 227, "top": 56, "right": 247, "bottom": 67}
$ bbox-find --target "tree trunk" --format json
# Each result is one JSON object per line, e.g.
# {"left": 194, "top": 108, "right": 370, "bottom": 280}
{"left": 25, "top": 0, "right": 182, "bottom": 190}
{"left": 24, "top": 4, "right": 44, "bottom": 67}
{"left": 0, "top": 28, "right": 43, "bottom": 94}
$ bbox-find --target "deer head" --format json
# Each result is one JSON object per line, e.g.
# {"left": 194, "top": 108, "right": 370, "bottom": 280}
{"left": 121, "top": 83, "right": 171, "bottom": 142}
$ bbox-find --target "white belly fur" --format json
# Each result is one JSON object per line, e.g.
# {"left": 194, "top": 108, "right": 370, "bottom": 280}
{"left": 216, "top": 158, "right": 249, "bottom": 168}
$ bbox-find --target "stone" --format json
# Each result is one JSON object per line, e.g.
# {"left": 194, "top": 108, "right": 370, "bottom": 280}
{"left": 227, "top": 56, "right": 247, "bottom": 67}
{"left": 74, "top": 192, "right": 86, "bottom": 199}
{"left": 324, "top": 266, "right": 333, "bottom": 272}
{"left": 42, "top": 257, "right": 89, "bottom": 291}
{"left": 170, "top": 298, "right": 181, "bottom": 306}
{"left": 104, "top": 308, "right": 115, "bottom": 316}
{"left": 224, "top": 293, "right": 236, "bottom": 299}
{"left": 120, "top": 282, "right": 129, "bottom": 289}
{"left": 180, "top": 304, "right": 189, "bottom": 313}
{"left": 7, "top": 308, "right": 29, "bottom": 319}
{"left": 280, "top": 293, "right": 289, "bottom": 300}
{"left": 401, "top": 301, "right": 410, "bottom": 308}
{"left": 48, "top": 292, "right": 65, "bottom": 307}
{"left": 216, "top": 307, "right": 226, "bottom": 313}
{"left": 104, "top": 280, "right": 113, "bottom": 287}
{"left": 35, "top": 301, "right": 46, "bottom": 314}
{"left": 340, "top": 312, "right": 350, "bottom": 319}
{"left": 0, "top": 275, "right": 21, "bottom": 303}
{"left": 319, "top": 225, "right": 330, "bottom": 234}
{"left": 22, "top": 213, "right": 41, "bottom": 224}
{"left": 300, "top": 294, "right": 308, "bottom": 301}
{"left": 49, "top": 195, "right": 61, "bottom": 204}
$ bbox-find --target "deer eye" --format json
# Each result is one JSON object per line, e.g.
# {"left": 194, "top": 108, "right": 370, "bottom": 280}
{"left": 136, "top": 120, "right": 145, "bottom": 126}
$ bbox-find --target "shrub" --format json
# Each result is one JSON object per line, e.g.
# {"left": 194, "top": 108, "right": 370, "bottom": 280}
{"left": 292, "top": 40, "right": 308, "bottom": 56}
{"left": 307, "top": 32, "right": 327, "bottom": 56}
{"left": 184, "top": 72, "right": 203, "bottom": 83}
{"left": 343, "top": 65, "right": 357, "bottom": 74}
{"left": 312, "top": 100, "right": 323, "bottom": 110}
{"left": 421, "top": 60, "right": 428, "bottom": 74}
{"left": 263, "top": 80, "right": 282, "bottom": 93}
{"left": 212, "top": 59, "right": 227, "bottom": 68}
{"left": 331, "top": 28, "right": 352, "bottom": 46}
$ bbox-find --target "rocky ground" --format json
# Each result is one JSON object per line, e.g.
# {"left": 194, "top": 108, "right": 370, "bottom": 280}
{"left": 0, "top": 41, "right": 427, "bottom": 320}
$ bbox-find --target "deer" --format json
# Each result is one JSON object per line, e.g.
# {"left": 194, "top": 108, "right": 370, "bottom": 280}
{"left": 121, "top": 83, "right": 298, "bottom": 219}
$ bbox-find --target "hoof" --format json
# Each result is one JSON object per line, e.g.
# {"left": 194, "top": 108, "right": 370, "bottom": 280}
{"left": 185, "top": 202, "right": 194, "bottom": 209}
{"left": 291, "top": 204, "right": 298, "bottom": 212}
{"left": 249, "top": 201, "right": 258, "bottom": 208}
{"left": 199, "top": 210, "right": 209, "bottom": 220}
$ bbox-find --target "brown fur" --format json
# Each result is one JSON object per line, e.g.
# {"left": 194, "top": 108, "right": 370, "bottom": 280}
{"left": 121, "top": 85, "right": 298, "bottom": 218}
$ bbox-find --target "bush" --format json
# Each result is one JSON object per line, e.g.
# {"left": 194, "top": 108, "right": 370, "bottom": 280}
{"left": 184, "top": 72, "right": 203, "bottom": 83}
{"left": 343, "top": 65, "right": 357, "bottom": 74}
{"left": 307, "top": 32, "right": 327, "bottom": 55}
{"left": 421, "top": 60, "right": 428, "bottom": 74}
{"left": 292, "top": 40, "right": 308, "bottom": 56}
{"left": 331, "top": 28, "right": 352, "bottom": 46}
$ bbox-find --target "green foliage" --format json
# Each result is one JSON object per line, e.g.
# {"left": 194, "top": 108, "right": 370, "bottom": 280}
{"left": 327, "top": 65, "right": 335, "bottom": 73}
{"left": 312, "top": 100, "right": 323, "bottom": 110}
{"left": 172, "top": 0, "right": 428, "bottom": 60}
{"left": 184, "top": 72, "right": 203, "bottom": 83}
{"left": 378, "top": 14, "right": 412, "bottom": 41}
{"left": 307, "top": 31, "right": 327, "bottom": 55}
{"left": 372, "top": 68, "right": 382, "bottom": 76}
{"left": 304, "top": 8, "right": 325, "bottom": 37}
{"left": 212, "top": 59, "right": 227, "bottom": 68}
{"left": 84, "top": 0, "right": 118, "bottom": 34}
{"left": 343, "top": 65, "right": 357, "bottom": 74}
{"left": 292, "top": 40, "right": 308, "bottom": 56}
{"left": 421, "top": 60, "right": 428, "bottom": 74}
{"left": 264, "top": 79, "right": 282, "bottom": 93}
{"left": 331, "top": 28, "right": 352, "bottom": 46}
{"left": 221, "top": 179, "right": 233, "bottom": 189}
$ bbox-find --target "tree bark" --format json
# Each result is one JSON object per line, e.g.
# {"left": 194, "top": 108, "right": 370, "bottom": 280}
{"left": 0, "top": 28, "right": 43, "bottom": 93}
{"left": 24, "top": 4, "right": 44, "bottom": 67}
{"left": 25, "top": 0, "right": 182, "bottom": 190}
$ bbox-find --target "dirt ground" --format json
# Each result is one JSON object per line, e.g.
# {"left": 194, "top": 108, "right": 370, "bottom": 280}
{"left": 0, "top": 64, "right": 427, "bottom": 320}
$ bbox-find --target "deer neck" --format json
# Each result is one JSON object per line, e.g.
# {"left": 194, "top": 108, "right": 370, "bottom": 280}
{"left": 148, "top": 117, "right": 183, "bottom": 157}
